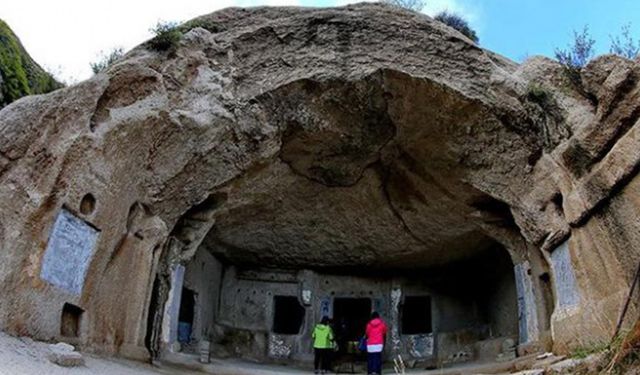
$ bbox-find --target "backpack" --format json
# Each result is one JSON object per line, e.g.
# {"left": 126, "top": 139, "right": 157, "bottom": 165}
{"left": 358, "top": 336, "right": 367, "bottom": 352}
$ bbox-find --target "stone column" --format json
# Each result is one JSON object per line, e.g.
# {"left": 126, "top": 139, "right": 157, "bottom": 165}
{"left": 389, "top": 281, "right": 402, "bottom": 356}
{"left": 514, "top": 261, "right": 540, "bottom": 344}
{"left": 161, "top": 264, "right": 185, "bottom": 352}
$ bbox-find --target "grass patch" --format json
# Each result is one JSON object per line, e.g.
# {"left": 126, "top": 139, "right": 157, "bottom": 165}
{"left": 148, "top": 21, "right": 183, "bottom": 52}
{"left": 526, "top": 83, "right": 553, "bottom": 107}
{"left": 571, "top": 342, "right": 609, "bottom": 359}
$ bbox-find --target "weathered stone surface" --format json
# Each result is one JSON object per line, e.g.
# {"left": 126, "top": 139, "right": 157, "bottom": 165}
{"left": 48, "top": 342, "right": 85, "bottom": 367}
{"left": 0, "top": 2, "right": 639, "bottom": 362}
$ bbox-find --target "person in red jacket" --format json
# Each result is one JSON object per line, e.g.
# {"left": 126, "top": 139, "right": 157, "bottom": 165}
{"left": 364, "top": 312, "right": 387, "bottom": 375}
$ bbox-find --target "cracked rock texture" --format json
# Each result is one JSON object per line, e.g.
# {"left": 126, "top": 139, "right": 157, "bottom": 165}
{"left": 0, "top": 3, "right": 639, "bottom": 358}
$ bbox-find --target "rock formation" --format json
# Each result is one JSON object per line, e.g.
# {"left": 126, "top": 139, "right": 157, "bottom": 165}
{"left": 0, "top": 3, "right": 639, "bottom": 367}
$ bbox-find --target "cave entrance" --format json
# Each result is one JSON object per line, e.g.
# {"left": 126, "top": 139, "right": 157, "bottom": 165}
{"left": 146, "top": 212, "right": 529, "bottom": 367}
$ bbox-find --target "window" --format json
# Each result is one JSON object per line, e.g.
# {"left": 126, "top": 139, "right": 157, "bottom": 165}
{"left": 272, "top": 296, "right": 305, "bottom": 334}
{"left": 61, "top": 303, "right": 84, "bottom": 337}
{"left": 401, "top": 296, "right": 432, "bottom": 334}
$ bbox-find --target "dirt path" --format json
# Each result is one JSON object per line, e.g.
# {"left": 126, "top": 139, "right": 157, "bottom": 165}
{"left": 0, "top": 331, "right": 202, "bottom": 375}
{"left": 0, "top": 331, "right": 547, "bottom": 375}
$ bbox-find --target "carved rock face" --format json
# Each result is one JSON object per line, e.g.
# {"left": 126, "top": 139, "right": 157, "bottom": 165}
{"left": 0, "top": 3, "right": 639, "bottom": 356}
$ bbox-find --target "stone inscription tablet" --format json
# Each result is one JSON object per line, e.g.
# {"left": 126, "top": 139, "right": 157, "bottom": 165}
{"left": 550, "top": 240, "right": 580, "bottom": 308}
{"left": 40, "top": 209, "right": 99, "bottom": 295}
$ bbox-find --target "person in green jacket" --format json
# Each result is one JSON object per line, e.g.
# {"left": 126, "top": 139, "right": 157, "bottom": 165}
{"left": 312, "top": 316, "right": 334, "bottom": 374}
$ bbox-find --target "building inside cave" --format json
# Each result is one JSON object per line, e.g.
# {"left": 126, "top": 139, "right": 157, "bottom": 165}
{"left": 143, "top": 182, "right": 557, "bottom": 367}
{"left": 158, "top": 241, "right": 533, "bottom": 366}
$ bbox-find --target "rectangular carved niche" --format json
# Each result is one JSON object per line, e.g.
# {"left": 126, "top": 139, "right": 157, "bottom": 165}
{"left": 61, "top": 303, "right": 84, "bottom": 337}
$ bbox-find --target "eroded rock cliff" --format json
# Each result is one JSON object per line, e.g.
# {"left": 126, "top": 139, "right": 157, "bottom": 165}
{"left": 0, "top": 3, "right": 638, "bottom": 359}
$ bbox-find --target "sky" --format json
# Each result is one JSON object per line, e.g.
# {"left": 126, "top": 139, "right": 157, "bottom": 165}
{"left": 1, "top": 0, "right": 639, "bottom": 83}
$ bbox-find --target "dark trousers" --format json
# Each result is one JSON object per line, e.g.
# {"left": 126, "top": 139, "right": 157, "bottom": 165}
{"left": 314, "top": 348, "right": 332, "bottom": 371}
{"left": 367, "top": 351, "right": 382, "bottom": 374}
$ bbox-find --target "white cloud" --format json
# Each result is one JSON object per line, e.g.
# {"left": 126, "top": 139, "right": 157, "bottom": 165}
{"left": 0, "top": 0, "right": 272, "bottom": 83}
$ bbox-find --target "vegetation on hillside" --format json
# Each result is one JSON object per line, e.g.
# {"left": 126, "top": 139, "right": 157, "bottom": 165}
{"left": 90, "top": 47, "right": 124, "bottom": 74}
{"left": 610, "top": 23, "right": 640, "bottom": 59}
{"left": 554, "top": 24, "right": 639, "bottom": 87}
{"left": 148, "top": 21, "right": 183, "bottom": 52}
{"left": 554, "top": 26, "right": 596, "bottom": 84}
{"left": 0, "top": 19, "right": 62, "bottom": 108}
{"left": 434, "top": 11, "right": 479, "bottom": 43}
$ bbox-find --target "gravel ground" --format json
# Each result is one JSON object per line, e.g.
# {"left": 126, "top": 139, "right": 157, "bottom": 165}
{"left": 0, "top": 331, "right": 200, "bottom": 375}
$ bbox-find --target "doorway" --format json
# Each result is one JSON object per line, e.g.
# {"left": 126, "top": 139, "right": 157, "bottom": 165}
{"left": 333, "top": 297, "right": 372, "bottom": 344}
{"left": 178, "top": 288, "right": 195, "bottom": 344}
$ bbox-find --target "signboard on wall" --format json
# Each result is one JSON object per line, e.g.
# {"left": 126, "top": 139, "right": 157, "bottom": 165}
{"left": 40, "top": 209, "right": 99, "bottom": 295}
{"left": 320, "top": 297, "right": 331, "bottom": 318}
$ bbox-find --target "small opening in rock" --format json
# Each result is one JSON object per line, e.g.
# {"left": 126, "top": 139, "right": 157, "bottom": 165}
{"left": 527, "top": 149, "right": 543, "bottom": 166}
{"left": 61, "top": 303, "right": 83, "bottom": 337}
{"left": 79, "top": 194, "right": 96, "bottom": 215}
{"left": 551, "top": 192, "right": 563, "bottom": 211}
{"left": 539, "top": 272, "right": 551, "bottom": 283}
{"left": 272, "top": 296, "right": 305, "bottom": 334}
{"left": 401, "top": 296, "right": 432, "bottom": 334}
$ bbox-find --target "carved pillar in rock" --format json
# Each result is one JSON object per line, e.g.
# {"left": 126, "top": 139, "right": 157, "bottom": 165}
{"left": 514, "top": 261, "right": 540, "bottom": 345}
{"left": 389, "top": 281, "right": 402, "bottom": 356}
{"left": 161, "top": 264, "right": 185, "bottom": 352}
{"left": 119, "top": 240, "right": 162, "bottom": 360}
